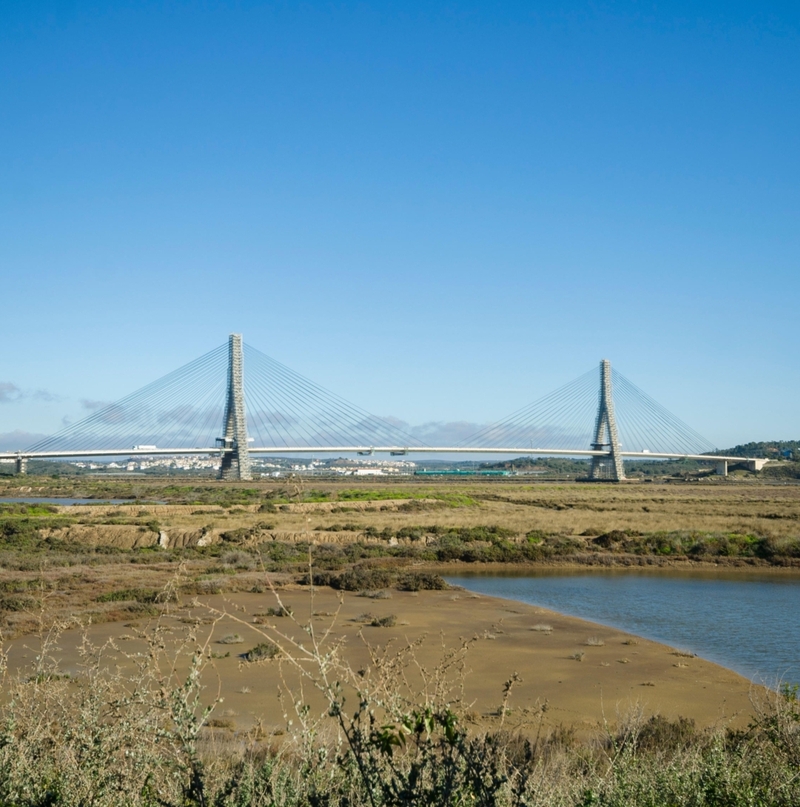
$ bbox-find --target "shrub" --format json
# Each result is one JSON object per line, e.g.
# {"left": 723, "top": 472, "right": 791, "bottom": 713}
{"left": 635, "top": 715, "right": 697, "bottom": 753}
{"left": 397, "top": 572, "right": 448, "bottom": 591}
{"left": 335, "top": 566, "right": 395, "bottom": 591}
{"left": 0, "top": 594, "right": 35, "bottom": 612}
{"left": 242, "top": 641, "right": 280, "bottom": 662}
{"left": 594, "top": 529, "right": 627, "bottom": 549}
{"left": 264, "top": 605, "right": 293, "bottom": 617}
{"left": 96, "top": 587, "right": 161, "bottom": 604}
{"left": 370, "top": 615, "right": 397, "bottom": 627}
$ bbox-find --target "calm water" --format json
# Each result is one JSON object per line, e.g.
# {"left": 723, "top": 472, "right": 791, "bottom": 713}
{"left": 446, "top": 570, "right": 800, "bottom": 686}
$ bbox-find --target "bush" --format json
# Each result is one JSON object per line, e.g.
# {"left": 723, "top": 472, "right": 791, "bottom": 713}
{"left": 242, "top": 641, "right": 280, "bottom": 662}
{"left": 334, "top": 566, "right": 395, "bottom": 592}
{"left": 370, "top": 614, "right": 397, "bottom": 627}
{"left": 0, "top": 594, "right": 35, "bottom": 612}
{"left": 264, "top": 605, "right": 293, "bottom": 617}
{"left": 96, "top": 587, "right": 161, "bottom": 604}
{"left": 634, "top": 715, "right": 697, "bottom": 753}
{"left": 397, "top": 572, "right": 448, "bottom": 591}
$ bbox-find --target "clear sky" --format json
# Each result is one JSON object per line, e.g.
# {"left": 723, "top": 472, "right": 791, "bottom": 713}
{"left": 1, "top": 1, "right": 798, "bottom": 451}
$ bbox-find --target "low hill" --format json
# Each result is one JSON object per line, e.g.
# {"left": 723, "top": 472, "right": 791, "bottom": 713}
{"left": 720, "top": 440, "right": 800, "bottom": 459}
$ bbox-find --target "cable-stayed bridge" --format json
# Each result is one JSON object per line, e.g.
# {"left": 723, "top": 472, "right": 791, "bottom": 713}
{"left": 2, "top": 334, "right": 768, "bottom": 480}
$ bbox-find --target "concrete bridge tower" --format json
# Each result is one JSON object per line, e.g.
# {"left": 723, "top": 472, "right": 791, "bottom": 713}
{"left": 218, "top": 333, "right": 252, "bottom": 480}
{"left": 589, "top": 359, "right": 626, "bottom": 481}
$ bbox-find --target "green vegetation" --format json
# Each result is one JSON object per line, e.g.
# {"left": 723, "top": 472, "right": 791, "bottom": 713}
{"left": 96, "top": 587, "right": 161, "bottom": 604}
{"left": 242, "top": 640, "right": 280, "bottom": 661}
{"left": 723, "top": 440, "right": 800, "bottom": 459}
{"left": 765, "top": 462, "right": 800, "bottom": 480}
{"left": 0, "top": 475, "right": 799, "bottom": 644}
{"left": 302, "top": 565, "right": 449, "bottom": 592}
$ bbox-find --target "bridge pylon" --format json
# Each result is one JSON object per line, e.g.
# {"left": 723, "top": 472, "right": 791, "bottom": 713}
{"left": 218, "top": 333, "right": 252, "bottom": 481}
{"left": 589, "top": 359, "right": 626, "bottom": 481}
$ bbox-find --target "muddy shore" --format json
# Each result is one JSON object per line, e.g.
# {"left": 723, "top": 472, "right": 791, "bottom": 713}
{"left": 4, "top": 584, "right": 761, "bottom": 738}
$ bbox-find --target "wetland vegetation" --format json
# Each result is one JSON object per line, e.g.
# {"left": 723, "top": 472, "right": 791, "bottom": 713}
{"left": 1, "top": 475, "right": 799, "bottom": 804}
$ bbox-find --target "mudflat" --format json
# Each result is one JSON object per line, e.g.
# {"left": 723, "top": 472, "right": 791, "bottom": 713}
{"left": 4, "top": 583, "right": 758, "bottom": 737}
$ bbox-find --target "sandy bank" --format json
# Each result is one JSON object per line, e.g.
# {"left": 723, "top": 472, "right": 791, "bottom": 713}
{"left": 3, "top": 584, "right": 759, "bottom": 737}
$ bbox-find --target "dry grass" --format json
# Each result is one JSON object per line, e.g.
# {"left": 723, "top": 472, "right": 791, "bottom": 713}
{"left": 1, "top": 477, "right": 799, "bottom": 640}
{"left": 12, "top": 477, "right": 800, "bottom": 545}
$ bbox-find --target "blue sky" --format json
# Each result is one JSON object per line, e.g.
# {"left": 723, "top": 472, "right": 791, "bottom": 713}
{"left": 1, "top": 1, "right": 798, "bottom": 450}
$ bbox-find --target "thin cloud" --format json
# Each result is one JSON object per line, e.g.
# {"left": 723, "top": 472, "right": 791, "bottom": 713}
{"left": 0, "top": 383, "right": 22, "bottom": 403}
{"left": 0, "top": 382, "right": 62, "bottom": 404}
{"left": 81, "top": 399, "right": 110, "bottom": 410}
{"left": 31, "top": 389, "right": 62, "bottom": 403}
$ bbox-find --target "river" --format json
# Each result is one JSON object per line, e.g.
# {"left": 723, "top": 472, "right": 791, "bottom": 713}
{"left": 446, "top": 569, "right": 800, "bottom": 686}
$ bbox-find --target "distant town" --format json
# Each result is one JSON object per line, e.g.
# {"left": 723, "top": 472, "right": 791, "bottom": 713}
{"left": 1, "top": 440, "right": 797, "bottom": 479}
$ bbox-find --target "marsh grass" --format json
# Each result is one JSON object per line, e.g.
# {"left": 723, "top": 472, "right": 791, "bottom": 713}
{"left": 2, "top": 478, "right": 800, "bottom": 643}
{"left": 2, "top": 478, "right": 800, "bottom": 804}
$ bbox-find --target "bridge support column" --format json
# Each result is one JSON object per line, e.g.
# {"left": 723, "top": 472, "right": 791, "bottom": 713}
{"left": 15, "top": 456, "right": 27, "bottom": 475}
{"left": 747, "top": 459, "right": 769, "bottom": 472}
{"left": 218, "top": 333, "right": 252, "bottom": 481}
{"left": 715, "top": 460, "right": 728, "bottom": 476}
{"left": 589, "top": 359, "right": 626, "bottom": 482}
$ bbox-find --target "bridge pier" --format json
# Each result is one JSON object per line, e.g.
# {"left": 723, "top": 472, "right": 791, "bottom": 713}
{"left": 218, "top": 333, "right": 252, "bottom": 481}
{"left": 589, "top": 360, "right": 626, "bottom": 481}
{"left": 15, "top": 455, "right": 27, "bottom": 475}
{"left": 746, "top": 459, "right": 769, "bottom": 472}
{"left": 715, "top": 460, "right": 728, "bottom": 476}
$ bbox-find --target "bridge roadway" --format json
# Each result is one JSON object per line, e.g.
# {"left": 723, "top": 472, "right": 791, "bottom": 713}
{"left": 0, "top": 446, "right": 770, "bottom": 472}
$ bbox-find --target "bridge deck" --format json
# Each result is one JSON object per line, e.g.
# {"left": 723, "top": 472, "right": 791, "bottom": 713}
{"left": 0, "top": 446, "right": 767, "bottom": 466}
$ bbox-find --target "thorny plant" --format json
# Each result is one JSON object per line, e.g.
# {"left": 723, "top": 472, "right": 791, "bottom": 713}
{"left": 202, "top": 547, "right": 530, "bottom": 806}
{"left": 0, "top": 595, "right": 225, "bottom": 807}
